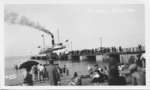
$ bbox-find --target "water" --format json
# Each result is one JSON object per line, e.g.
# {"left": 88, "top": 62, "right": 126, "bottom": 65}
{"left": 5, "top": 56, "right": 30, "bottom": 85}
{"left": 5, "top": 56, "right": 100, "bottom": 86}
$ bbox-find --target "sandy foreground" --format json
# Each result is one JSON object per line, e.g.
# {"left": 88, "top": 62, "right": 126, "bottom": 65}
{"left": 6, "top": 72, "right": 108, "bottom": 86}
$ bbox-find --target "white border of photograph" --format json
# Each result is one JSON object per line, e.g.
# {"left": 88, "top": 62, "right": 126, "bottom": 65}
{"left": 0, "top": 0, "right": 150, "bottom": 89}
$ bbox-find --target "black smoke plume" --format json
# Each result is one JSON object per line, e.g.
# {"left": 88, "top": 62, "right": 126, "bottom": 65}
{"left": 4, "top": 11, "right": 54, "bottom": 37}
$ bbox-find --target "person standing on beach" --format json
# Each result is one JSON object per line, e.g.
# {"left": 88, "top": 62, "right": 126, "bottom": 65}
{"left": 54, "top": 64, "right": 61, "bottom": 85}
{"left": 62, "top": 65, "right": 66, "bottom": 74}
{"left": 62, "top": 65, "right": 69, "bottom": 76}
{"left": 38, "top": 64, "right": 44, "bottom": 81}
{"left": 46, "top": 60, "right": 60, "bottom": 85}
{"left": 43, "top": 64, "right": 48, "bottom": 80}
{"left": 32, "top": 65, "right": 38, "bottom": 81}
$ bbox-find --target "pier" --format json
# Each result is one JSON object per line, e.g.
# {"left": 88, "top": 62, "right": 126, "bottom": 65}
{"left": 63, "top": 46, "right": 145, "bottom": 64}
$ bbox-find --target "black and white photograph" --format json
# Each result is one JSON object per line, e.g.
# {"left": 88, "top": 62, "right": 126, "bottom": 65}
{"left": 1, "top": 0, "right": 149, "bottom": 89}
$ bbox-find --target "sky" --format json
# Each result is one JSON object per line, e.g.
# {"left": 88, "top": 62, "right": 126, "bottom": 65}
{"left": 4, "top": 4, "right": 145, "bottom": 57}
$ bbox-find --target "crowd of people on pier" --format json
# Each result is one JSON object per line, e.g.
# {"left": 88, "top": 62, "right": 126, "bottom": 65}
{"left": 69, "top": 45, "right": 145, "bottom": 56}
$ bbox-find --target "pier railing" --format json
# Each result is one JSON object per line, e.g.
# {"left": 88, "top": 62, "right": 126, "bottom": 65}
{"left": 68, "top": 46, "right": 145, "bottom": 56}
